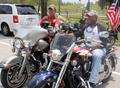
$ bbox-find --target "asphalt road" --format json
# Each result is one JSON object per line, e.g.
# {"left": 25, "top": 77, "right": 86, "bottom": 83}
{"left": 0, "top": 34, "right": 120, "bottom": 88}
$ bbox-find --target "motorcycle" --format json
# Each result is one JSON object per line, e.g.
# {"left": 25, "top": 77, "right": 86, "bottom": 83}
{"left": 0, "top": 26, "right": 49, "bottom": 88}
{"left": 27, "top": 25, "right": 117, "bottom": 88}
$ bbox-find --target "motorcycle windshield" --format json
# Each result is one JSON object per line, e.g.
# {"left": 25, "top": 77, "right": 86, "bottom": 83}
{"left": 13, "top": 26, "right": 48, "bottom": 46}
{"left": 50, "top": 33, "right": 76, "bottom": 55}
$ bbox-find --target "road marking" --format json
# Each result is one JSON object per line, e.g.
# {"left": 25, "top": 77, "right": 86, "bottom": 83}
{"left": 0, "top": 41, "right": 10, "bottom": 46}
{"left": 113, "top": 71, "right": 120, "bottom": 76}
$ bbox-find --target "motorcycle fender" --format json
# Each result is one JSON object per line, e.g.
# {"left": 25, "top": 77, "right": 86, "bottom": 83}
{"left": 2, "top": 55, "right": 24, "bottom": 69}
{"left": 28, "top": 71, "right": 58, "bottom": 88}
{"left": 106, "top": 53, "right": 117, "bottom": 70}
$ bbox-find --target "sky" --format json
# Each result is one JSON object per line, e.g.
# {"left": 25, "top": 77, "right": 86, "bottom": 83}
{"left": 62, "top": 0, "right": 98, "bottom": 4}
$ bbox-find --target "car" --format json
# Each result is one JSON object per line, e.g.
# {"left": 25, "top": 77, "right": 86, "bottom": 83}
{"left": 0, "top": 4, "right": 40, "bottom": 36}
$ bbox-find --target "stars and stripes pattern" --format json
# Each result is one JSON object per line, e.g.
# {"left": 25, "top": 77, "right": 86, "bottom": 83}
{"left": 106, "top": 1, "right": 120, "bottom": 30}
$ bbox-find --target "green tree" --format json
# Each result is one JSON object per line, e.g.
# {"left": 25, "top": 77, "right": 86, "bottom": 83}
{"left": 41, "top": 0, "right": 47, "bottom": 17}
{"left": 48, "top": 0, "right": 57, "bottom": 5}
{"left": 98, "top": 0, "right": 120, "bottom": 9}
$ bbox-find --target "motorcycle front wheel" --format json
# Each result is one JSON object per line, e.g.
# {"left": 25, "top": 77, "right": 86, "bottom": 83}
{"left": 1, "top": 63, "right": 28, "bottom": 88}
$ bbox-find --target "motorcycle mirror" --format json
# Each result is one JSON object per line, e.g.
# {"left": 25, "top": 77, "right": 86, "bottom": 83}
{"left": 99, "top": 31, "right": 109, "bottom": 38}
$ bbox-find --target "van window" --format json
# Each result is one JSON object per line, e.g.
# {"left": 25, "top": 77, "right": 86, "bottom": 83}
{"left": 0, "top": 5, "right": 12, "bottom": 14}
{"left": 16, "top": 5, "right": 37, "bottom": 15}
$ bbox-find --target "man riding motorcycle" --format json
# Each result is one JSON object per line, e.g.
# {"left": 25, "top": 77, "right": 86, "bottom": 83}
{"left": 82, "top": 11, "right": 108, "bottom": 88}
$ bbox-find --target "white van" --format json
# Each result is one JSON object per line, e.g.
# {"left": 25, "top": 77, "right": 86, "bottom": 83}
{"left": 0, "top": 4, "right": 40, "bottom": 36}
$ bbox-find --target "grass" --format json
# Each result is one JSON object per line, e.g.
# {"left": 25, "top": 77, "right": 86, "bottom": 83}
{"left": 115, "top": 33, "right": 120, "bottom": 46}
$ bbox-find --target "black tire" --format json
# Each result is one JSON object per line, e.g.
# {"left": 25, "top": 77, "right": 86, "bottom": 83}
{"left": 1, "top": 64, "right": 28, "bottom": 88}
{"left": 1, "top": 23, "right": 11, "bottom": 36}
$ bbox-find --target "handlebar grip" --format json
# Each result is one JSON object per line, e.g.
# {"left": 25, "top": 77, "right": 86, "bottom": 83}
{"left": 76, "top": 39, "right": 85, "bottom": 45}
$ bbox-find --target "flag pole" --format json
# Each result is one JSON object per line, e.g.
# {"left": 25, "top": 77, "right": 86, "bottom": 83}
{"left": 115, "top": 0, "right": 118, "bottom": 5}
{"left": 115, "top": 0, "right": 119, "bottom": 32}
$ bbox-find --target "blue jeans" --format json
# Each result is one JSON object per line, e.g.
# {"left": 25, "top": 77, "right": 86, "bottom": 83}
{"left": 89, "top": 48, "right": 106, "bottom": 84}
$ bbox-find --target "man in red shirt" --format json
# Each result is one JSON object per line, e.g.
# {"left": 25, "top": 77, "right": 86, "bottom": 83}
{"left": 40, "top": 4, "right": 60, "bottom": 32}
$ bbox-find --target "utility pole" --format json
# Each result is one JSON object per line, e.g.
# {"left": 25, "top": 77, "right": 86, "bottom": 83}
{"left": 38, "top": 0, "right": 41, "bottom": 13}
{"left": 57, "top": 0, "right": 61, "bottom": 15}
{"left": 41, "top": 0, "right": 47, "bottom": 18}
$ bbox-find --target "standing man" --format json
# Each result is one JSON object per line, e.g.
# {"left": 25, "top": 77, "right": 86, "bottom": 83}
{"left": 40, "top": 4, "right": 60, "bottom": 32}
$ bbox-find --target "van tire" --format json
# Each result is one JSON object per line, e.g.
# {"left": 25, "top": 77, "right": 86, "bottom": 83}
{"left": 1, "top": 23, "right": 11, "bottom": 36}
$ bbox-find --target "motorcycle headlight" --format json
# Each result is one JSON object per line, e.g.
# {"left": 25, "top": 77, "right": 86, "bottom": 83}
{"left": 13, "top": 38, "right": 24, "bottom": 49}
{"left": 71, "top": 60, "right": 78, "bottom": 66}
{"left": 51, "top": 49, "right": 61, "bottom": 61}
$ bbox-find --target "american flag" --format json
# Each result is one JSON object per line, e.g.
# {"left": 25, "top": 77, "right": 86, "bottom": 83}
{"left": 106, "top": 1, "right": 120, "bottom": 30}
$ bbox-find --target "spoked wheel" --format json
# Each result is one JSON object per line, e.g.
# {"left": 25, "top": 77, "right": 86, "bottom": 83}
{"left": 1, "top": 63, "right": 28, "bottom": 88}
